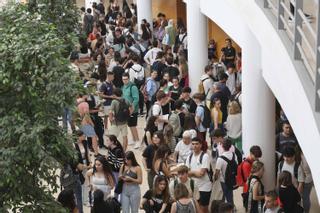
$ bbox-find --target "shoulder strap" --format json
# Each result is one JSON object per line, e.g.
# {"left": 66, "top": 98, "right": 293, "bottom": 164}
{"left": 279, "top": 161, "right": 284, "bottom": 171}
{"left": 190, "top": 179, "right": 194, "bottom": 193}
{"left": 199, "top": 152, "right": 205, "bottom": 164}
{"left": 219, "top": 155, "right": 230, "bottom": 164}
{"left": 181, "top": 34, "right": 187, "bottom": 43}
{"left": 174, "top": 179, "right": 178, "bottom": 188}
{"left": 294, "top": 162, "right": 300, "bottom": 179}
{"left": 188, "top": 153, "right": 193, "bottom": 165}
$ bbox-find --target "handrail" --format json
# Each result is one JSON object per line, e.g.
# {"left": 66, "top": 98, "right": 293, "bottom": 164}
{"left": 262, "top": 0, "right": 320, "bottom": 111}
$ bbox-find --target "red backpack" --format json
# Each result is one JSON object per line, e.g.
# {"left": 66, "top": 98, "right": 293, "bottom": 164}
{"left": 236, "top": 158, "right": 251, "bottom": 187}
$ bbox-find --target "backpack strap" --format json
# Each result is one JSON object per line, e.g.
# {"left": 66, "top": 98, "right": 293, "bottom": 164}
{"left": 279, "top": 160, "right": 284, "bottom": 172}
{"left": 174, "top": 179, "right": 178, "bottom": 189}
{"left": 294, "top": 162, "right": 300, "bottom": 180}
{"left": 188, "top": 153, "right": 193, "bottom": 165}
{"left": 199, "top": 151, "right": 205, "bottom": 164}
{"left": 190, "top": 179, "right": 194, "bottom": 193}
{"left": 219, "top": 153, "right": 234, "bottom": 164}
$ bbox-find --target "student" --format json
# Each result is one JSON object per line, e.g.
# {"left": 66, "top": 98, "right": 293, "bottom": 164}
{"left": 141, "top": 175, "right": 170, "bottom": 213}
{"left": 278, "top": 171, "right": 303, "bottom": 213}
{"left": 277, "top": 146, "right": 304, "bottom": 193}
{"left": 122, "top": 72, "right": 141, "bottom": 149}
{"left": 91, "top": 189, "right": 114, "bottom": 213}
{"left": 180, "top": 87, "right": 197, "bottom": 114}
{"left": 99, "top": 71, "right": 115, "bottom": 130}
{"left": 193, "top": 93, "right": 208, "bottom": 143}
{"left": 263, "top": 190, "right": 284, "bottom": 213}
{"left": 109, "top": 88, "right": 131, "bottom": 151}
{"left": 86, "top": 156, "right": 115, "bottom": 201}
{"left": 247, "top": 161, "right": 265, "bottom": 213}
{"left": 150, "top": 91, "right": 169, "bottom": 130}
{"left": 214, "top": 139, "right": 238, "bottom": 205}
{"left": 168, "top": 77, "right": 182, "bottom": 111}
{"left": 186, "top": 138, "right": 212, "bottom": 213}
{"left": 105, "top": 134, "right": 125, "bottom": 185}
{"left": 143, "top": 116, "right": 159, "bottom": 145}
{"left": 153, "top": 144, "right": 172, "bottom": 179}
{"left": 170, "top": 183, "right": 201, "bottom": 213}
{"left": 119, "top": 151, "right": 143, "bottom": 213}
{"left": 169, "top": 165, "right": 200, "bottom": 200}
{"left": 143, "top": 131, "right": 165, "bottom": 189}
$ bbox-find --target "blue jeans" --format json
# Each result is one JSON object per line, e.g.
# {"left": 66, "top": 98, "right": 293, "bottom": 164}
{"left": 221, "top": 182, "right": 234, "bottom": 205}
{"left": 302, "top": 182, "right": 313, "bottom": 213}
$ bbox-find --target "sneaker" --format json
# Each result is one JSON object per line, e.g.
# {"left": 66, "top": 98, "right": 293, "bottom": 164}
{"left": 134, "top": 142, "right": 141, "bottom": 149}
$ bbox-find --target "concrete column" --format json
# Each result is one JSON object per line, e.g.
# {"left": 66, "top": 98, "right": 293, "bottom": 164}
{"left": 137, "top": 0, "right": 152, "bottom": 33}
{"left": 242, "top": 30, "right": 276, "bottom": 191}
{"left": 186, "top": 0, "right": 208, "bottom": 94}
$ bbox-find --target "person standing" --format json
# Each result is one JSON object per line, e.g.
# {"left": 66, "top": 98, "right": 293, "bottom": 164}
{"left": 145, "top": 70, "right": 159, "bottom": 116}
{"left": 186, "top": 138, "right": 212, "bottom": 213}
{"left": 99, "top": 71, "right": 115, "bottom": 130}
{"left": 119, "top": 151, "right": 143, "bottom": 213}
{"left": 121, "top": 73, "right": 141, "bottom": 149}
{"left": 220, "top": 38, "right": 236, "bottom": 66}
{"left": 109, "top": 88, "right": 131, "bottom": 151}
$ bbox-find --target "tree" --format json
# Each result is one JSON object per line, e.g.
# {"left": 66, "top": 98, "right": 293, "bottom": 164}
{"left": 0, "top": 2, "right": 81, "bottom": 212}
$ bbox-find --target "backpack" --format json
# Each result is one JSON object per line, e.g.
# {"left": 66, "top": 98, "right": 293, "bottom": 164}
{"left": 168, "top": 112, "right": 182, "bottom": 137}
{"left": 176, "top": 199, "right": 196, "bottom": 213}
{"left": 188, "top": 152, "right": 213, "bottom": 182}
{"left": 279, "top": 161, "right": 300, "bottom": 179}
{"left": 130, "top": 66, "right": 145, "bottom": 88}
{"left": 115, "top": 99, "right": 130, "bottom": 123}
{"left": 199, "top": 105, "right": 211, "bottom": 128}
{"left": 173, "top": 33, "right": 187, "bottom": 53}
{"left": 174, "top": 179, "right": 195, "bottom": 193}
{"left": 60, "top": 164, "right": 77, "bottom": 190}
{"left": 236, "top": 158, "right": 251, "bottom": 187}
{"left": 140, "top": 79, "right": 151, "bottom": 103}
{"left": 198, "top": 77, "right": 209, "bottom": 95}
{"left": 219, "top": 153, "right": 238, "bottom": 189}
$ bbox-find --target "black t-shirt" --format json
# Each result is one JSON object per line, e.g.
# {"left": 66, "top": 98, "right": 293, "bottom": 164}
{"left": 143, "top": 190, "right": 166, "bottom": 213}
{"left": 279, "top": 185, "right": 301, "bottom": 213}
{"left": 221, "top": 46, "right": 236, "bottom": 65}
{"left": 112, "top": 65, "right": 125, "bottom": 88}
{"left": 182, "top": 98, "right": 197, "bottom": 114}
{"left": 142, "top": 145, "right": 157, "bottom": 169}
{"left": 100, "top": 81, "right": 113, "bottom": 106}
{"left": 86, "top": 95, "right": 98, "bottom": 116}
{"left": 169, "top": 86, "right": 182, "bottom": 101}
{"left": 276, "top": 133, "right": 298, "bottom": 153}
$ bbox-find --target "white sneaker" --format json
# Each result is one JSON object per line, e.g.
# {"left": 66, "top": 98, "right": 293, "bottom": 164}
{"left": 128, "top": 141, "right": 135, "bottom": 146}
{"left": 134, "top": 141, "right": 141, "bottom": 149}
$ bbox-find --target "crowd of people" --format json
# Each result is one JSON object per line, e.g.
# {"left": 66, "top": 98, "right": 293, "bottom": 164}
{"left": 56, "top": 1, "right": 315, "bottom": 213}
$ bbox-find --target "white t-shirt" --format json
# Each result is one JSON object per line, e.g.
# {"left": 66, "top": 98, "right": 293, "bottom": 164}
{"left": 278, "top": 161, "right": 305, "bottom": 188}
{"left": 175, "top": 140, "right": 192, "bottom": 163}
{"left": 215, "top": 151, "right": 237, "bottom": 183}
{"left": 151, "top": 102, "right": 168, "bottom": 130}
{"left": 144, "top": 47, "right": 162, "bottom": 65}
{"left": 186, "top": 152, "right": 212, "bottom": 192}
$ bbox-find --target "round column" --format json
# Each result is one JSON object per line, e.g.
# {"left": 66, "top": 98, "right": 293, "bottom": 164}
{"left": 242, "top": 30, "right": 275, "bottom": 191}
{"left": 136, "top": 0, "right": 152, "bottom": 33}
{"left": 186, "top": 0, "right": 208, "bottom": 94}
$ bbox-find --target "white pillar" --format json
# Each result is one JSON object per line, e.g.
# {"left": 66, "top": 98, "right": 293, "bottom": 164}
{"left": 186, "top": 0, "right": 208, "bottom": 94}
{"left": 242, "top": 30, "right": 276, "bottom": 191}
{"left": 137, "top": 0, "right": 152, "bottom": 33}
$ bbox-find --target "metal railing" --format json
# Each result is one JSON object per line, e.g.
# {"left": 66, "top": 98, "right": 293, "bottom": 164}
{"left": 261, "top": 0, "right": 320, "bottom": 112}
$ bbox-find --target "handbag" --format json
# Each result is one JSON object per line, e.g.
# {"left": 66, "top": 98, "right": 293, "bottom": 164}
{"left": 210, "top": 179, "right": 223, "bottom": 201}
{"left": 114, "top": 179, "right": 124, "bottom": 194}
{"left": 114, "top": 166, "right": 125, "bottom": 194}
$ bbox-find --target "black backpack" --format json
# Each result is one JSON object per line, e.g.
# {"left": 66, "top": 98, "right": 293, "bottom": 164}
{"left": 115, "top": 99, "right": 130, "bottom": 123}
{"left": 219, "top": 153, "right": 238, "bottom": 189}
{"left": 200, "top": 105, "right": 211, "bottom": 128}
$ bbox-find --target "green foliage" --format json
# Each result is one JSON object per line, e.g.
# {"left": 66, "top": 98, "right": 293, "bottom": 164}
{"left": 0, "top": 2, "right": 81, "bottom": 212}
